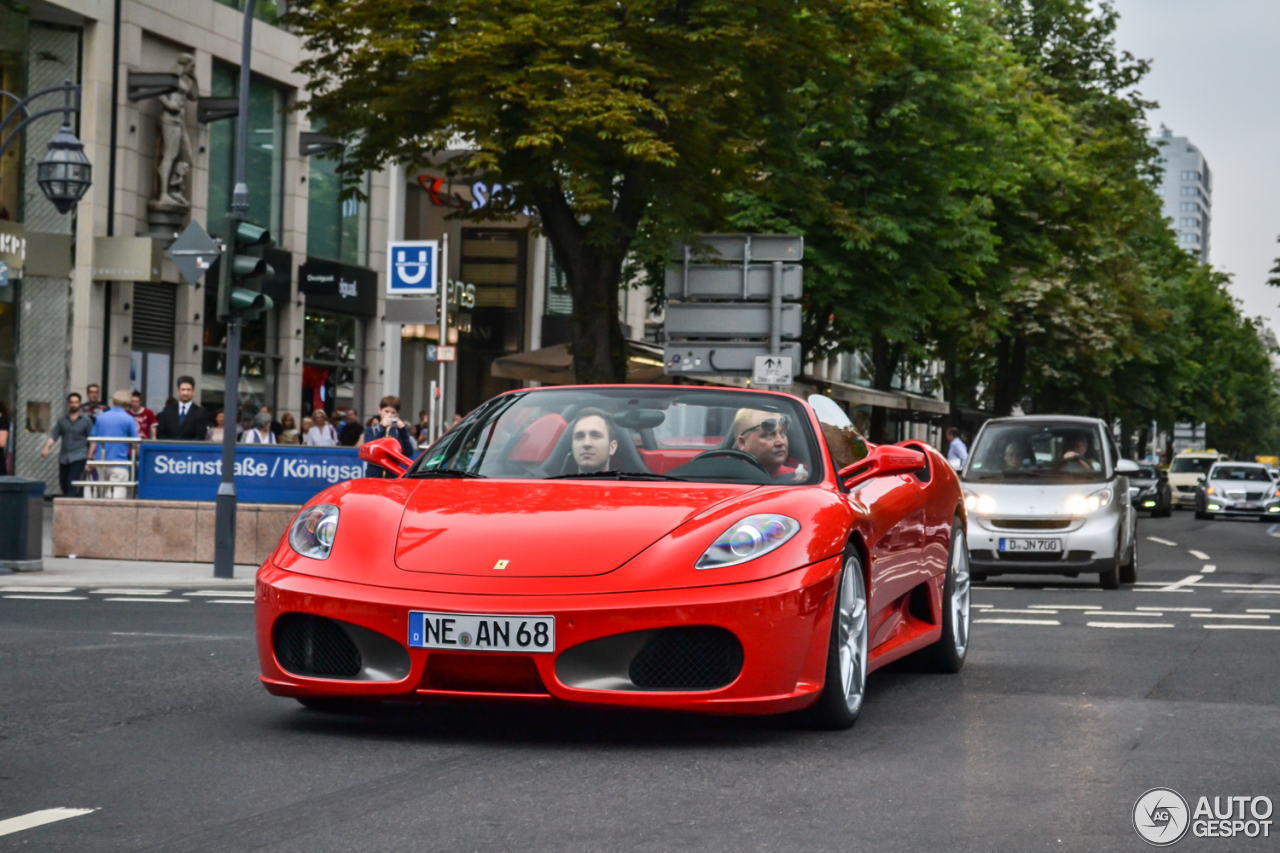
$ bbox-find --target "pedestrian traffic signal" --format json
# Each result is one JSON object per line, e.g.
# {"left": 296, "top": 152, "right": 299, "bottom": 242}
{"left": 217, "top": 219, "right": 275, "bottom": 321}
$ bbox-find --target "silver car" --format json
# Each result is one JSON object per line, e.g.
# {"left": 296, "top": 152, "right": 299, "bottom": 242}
{"left": 957, "top": 416, "right": 1139, "bottom": 589}
{"left": 1195, "top": 461, "right": 1280, "bottom": 521}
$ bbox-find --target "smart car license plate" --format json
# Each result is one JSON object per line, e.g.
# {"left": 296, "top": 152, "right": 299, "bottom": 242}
{"left": 999, "top": 538, "right": 1062, "bottom": 553}
{"left": 408, "top": 611, "right": 555, "bottom": 653}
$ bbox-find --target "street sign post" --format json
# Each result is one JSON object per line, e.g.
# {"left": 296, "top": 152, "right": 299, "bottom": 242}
{"left": 387, "top": 240, "right": 439, "bottom": 295}
{"left": 663, "top": 234, "right": 803, "bottom": 387}
{"left": 166, "top": 220, "right": 221, "bottom": 285}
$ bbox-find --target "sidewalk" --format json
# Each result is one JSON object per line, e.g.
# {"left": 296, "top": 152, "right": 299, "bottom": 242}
{"left": 0, "top": 502, "right": 257, "bottom": 587}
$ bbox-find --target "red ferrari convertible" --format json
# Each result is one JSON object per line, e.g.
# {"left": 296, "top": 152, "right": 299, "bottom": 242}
{"left": 256, "top": 385, "right": 969, "bottom": 728}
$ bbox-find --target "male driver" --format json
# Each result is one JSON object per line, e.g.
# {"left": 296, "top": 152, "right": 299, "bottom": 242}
{"left": 946, "top": 426, "right": 968, "bottom": 468}
{"left": 86, "top": 390, "right": 140, "bottom": 499}
{"left": 733, "top": 409, "right": 795, "bottom": 479}
{"left": 42, "top": 392, "right": 94, "bottom": 496}
{"left": 156, "top": 376, "right": 209, "bottom": 440}
{"left": 129, "top": 391, "right": 158, "bottom": 439}
{"left": 570, "top": 408, "right": 618, "bottom": 474}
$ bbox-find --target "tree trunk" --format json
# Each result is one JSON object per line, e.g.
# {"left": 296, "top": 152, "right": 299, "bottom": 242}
{"left": 868, "top": 334, "right": 902, "bottom": 444}
{"left": 991, "top": 332, "right": 1027, "bottom": 417}
{"left": 1137, "top": 426, "right": 1151, "bottom": 461}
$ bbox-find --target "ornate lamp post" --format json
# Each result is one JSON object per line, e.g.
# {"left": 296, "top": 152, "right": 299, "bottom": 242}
{"left": 0, "top": 81, "right": 91, "bottom": 213}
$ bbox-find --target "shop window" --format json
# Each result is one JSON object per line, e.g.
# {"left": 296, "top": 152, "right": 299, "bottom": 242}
{"left": 207, "top": 60, "right": 284, "bottom": 239}
{"left": 130, "top": 282, "right": 176, "bottom": 413}
{"left": 0, "top": 9, "right": 26, "bottom": 222}
{"left": 200, "top": 283, "right": 279, "bottom": 427}
{"left": 302, "top": 312, "right": 362, "bottom": 418}
{"left": 307, "top": 150, "right": 368, "bottom": 266}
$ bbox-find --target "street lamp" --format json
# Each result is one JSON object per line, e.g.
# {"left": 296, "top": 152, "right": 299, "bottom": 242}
{"left": 0, "top": 81, "right": 91, "bottom": 213}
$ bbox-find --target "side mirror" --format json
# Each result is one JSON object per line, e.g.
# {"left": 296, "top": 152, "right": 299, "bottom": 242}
{"left": 840, "top": 444, "right": 927, "bottom": 490}
{"left": 1115, "top": 459, "right": 1140, "bottom": 475}
{"left": 358, "top": 437, "right": 413, "bottom": 476}
{"left": 1196, "top": 476, "right": 1206, "bottom": 485}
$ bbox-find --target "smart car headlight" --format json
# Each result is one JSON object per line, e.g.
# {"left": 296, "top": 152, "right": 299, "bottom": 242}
{"left": 289, "top": 504, "right": 339, "bottom": 560}
{"left": 695, "top": 514, "right": 800, "bottom": 570}
{"left": 1066, "top": 488, "right": 1112, "bottom": 515}
{"left": 962, "top": 490, "right": 996, "bottom": 515}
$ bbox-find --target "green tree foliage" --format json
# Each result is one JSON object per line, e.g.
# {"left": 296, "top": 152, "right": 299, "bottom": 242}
{"left": 289, "top": 0, "right": 886, "bottom": 382}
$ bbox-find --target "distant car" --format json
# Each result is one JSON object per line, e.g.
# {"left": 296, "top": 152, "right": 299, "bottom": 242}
{"left": 959, "top": 415, "right": 1139, "bottom": 589}
{"left": 1168, "top": 450, "right": 1230, "bottom": 509}
{"left": 1195, "top": 461, "right": 1280, "bottom": 521}
{"left": 1128, "top": 463, "right": 1172, "bottom": 517}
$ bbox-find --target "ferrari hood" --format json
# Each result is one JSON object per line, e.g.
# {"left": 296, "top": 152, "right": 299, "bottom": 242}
{"left": 394, "top": 479, "right": 753, "bottom": 577}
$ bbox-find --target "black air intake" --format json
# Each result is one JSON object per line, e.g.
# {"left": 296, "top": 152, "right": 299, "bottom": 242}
{"left": 628, "top": 627, "right": 743, "bottom": 690}
{"left": 274, "top": 614, "right": 362, "bottom": 678}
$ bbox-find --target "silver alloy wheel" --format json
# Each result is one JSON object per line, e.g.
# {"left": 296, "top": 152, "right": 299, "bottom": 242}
{"left": 837, "top": 558, "right": 869, "bottom": 714}
{"left": 951, "top": 529, "right": 971, "bottom": 657}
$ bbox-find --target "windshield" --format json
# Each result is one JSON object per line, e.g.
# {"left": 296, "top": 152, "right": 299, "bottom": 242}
{"left": 964, "top": 421, "right": 1108, "bottom": 483}
{"left": 1171, "top": 457, "right": 1217, "bottom": 474}
{"left": 411, "top": 387, "right": 822, "bottom": 486}
{"left": 1210, "top": 466, "right": 1271, "bottom": 482}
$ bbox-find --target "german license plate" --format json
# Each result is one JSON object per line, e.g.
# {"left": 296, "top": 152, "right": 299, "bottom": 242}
{"left": 1238, "top": 502, "right": 1257, "bottom": 510}
{"left": 408, "top": 611, "right": 555, "bottom": 653}
{"left": 999, "top": 538, "right": 1062, "bottom": 553}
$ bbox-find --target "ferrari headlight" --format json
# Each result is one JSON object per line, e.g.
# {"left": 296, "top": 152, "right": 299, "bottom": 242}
{"left": 962, "top": 490, "right": 996, "bottom": 515}
{"left": 289, "top": 504, "right": 339, "bottom": 560}
{"left": 695, "top": 514, "right": 800, "bottom": 570}
{"left": 1066, "top": 488, "right": 1112, "bottom": 515}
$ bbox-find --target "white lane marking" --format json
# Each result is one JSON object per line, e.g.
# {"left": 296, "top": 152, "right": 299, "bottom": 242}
{"left": 90, "top": 588, "right": 171, "bottom": 596}
{"left": 975, "top": 618, "right": 1060, "bottom": 626}
{"left": 982, "top": 609, "right": 1058, "bottom": 615}
{"left": 1130, "top": 588, "right": 1194, "bottom": 593}
{"left": 0, "top": 808, "right": 96, "bottom": 837}
{"left": 100, "top": 598, "right": 189, "bottom": 604}
{"left": 1191, "top": 613, "right": 1270, "bottom": 620}
{"left": 1189, "top": 550, "right": 1211, "bottom": 560}
{"left": 184, "top": 590, "right": 254, "bottom": 598}
{"left": 971, "top": 604, "right": 994, "bottom": 609}
{"left": 3, "top": 595, "right": 88, "bottom": 601}
{"left": 0, "top": 586, "right": 75, "bottom": 593}
{"left": 1136, "top": 581, "right": 1280, "bottom": 589}
{"left": 974, "top": 586, "right": 1015, "bottom": 590}
{"left": 1246, "top": 609, "right": 1280, "bottom": 614}
{"left": 1204, "top": 624, "right": 1280, "bottom": 631}
{"left": 1093, "top": 611, "right": 1164, "bottom": 617}
{"left": 1201, "top": 564, "right": 1216, "bottom": 574}
{"left": 207, "top": 599, "right": 254, "bottom": 604}
{"left": 1147, "top": 537, "right": 1178, "bottom": 546}
{"left": 1221, "top": 590, "right": 1280, "bottom": 595}
{"left": 1138, "top": 606, "right": 1210, "bottom": 612}
{"left": 1087, "top": 622, "right": 1174, "bottom": 629}
{"left": 1159, "top": 575, "right": 1204, "bottom": 592}
{"left": 1029, "top": 605, "right": 1101, "bottom": 610}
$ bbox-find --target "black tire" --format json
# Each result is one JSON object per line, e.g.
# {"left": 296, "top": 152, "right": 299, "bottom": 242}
{"left": 1195, "top": 510, "right": 1209, "bottom": 521}
{"left": 915, "top": 520, "right": 970, "bottom": 673}
{"left": 804, "top": 552, "right": 868, "bottom": 731}
{"left": 1119, "top": 533, "right": 1138, "bottom": 584}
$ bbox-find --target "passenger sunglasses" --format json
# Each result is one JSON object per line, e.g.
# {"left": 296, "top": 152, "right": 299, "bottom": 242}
{"left": 740, "top": 415, "right": 790, "bottom": 438}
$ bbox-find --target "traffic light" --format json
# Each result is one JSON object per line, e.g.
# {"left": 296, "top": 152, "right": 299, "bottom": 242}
{"left": 217, "top": 219, "right": 275, "bottom": 321}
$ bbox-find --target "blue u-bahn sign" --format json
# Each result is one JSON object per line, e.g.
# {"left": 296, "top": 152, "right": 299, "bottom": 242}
{"left": 137, "top": 442, "right": 365, "bottom": 505}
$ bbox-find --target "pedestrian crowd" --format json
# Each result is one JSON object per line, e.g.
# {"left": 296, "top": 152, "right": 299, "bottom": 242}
{"left": 20, "top": 372, "right": 450, "bottom": 497}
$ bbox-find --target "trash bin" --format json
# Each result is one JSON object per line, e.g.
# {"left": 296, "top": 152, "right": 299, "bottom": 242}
{"left": 0, "top": 476, "right": 45, "bottom": 571}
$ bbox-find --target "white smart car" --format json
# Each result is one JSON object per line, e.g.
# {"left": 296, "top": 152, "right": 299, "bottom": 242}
{"left": 957, "top": 416, "right": 1139, "bottom": 589}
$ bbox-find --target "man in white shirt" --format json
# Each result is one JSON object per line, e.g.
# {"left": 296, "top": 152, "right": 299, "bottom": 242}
{"left": 946, "top": 427, "right": 968, "bottom": 468}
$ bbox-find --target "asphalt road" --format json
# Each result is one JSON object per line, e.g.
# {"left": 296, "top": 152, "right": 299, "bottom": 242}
{"left": 2, "top": 513, "right": 1278, "bottom": 852}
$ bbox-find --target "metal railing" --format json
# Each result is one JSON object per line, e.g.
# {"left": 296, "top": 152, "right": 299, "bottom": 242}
{"left": 71, "top": 436, "right": 142, "bottom": 499}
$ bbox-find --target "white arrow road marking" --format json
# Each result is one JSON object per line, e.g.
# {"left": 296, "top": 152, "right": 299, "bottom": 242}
{"left": 0, "top": 808, "right": 96, "bottom": 837}
{"left": 1147, "top": 537, "right": 1178, "bottom": 546}
{"left": 1189, "top": 550, "right": 1211, "bottom": 560}
{"left": 1086, "top": 622, "right": 1173, "bottom": 629}
{"left": 1201, "top": 564, "right": 1216, "bottom": 573}
{"left": 1159, "top": 575, "right": 1204, "bottom": 592}
{"left": 975, "top": 618, "right": 1060, "bottom": 626}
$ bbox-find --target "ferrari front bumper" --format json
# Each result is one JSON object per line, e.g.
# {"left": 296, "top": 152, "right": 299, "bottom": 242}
{"left": 255, "top": 556, "right": 843, "bottom": 716}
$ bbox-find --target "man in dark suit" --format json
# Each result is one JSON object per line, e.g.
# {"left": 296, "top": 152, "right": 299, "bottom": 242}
{"left": 156, "top": 376, "right": 210, "bottom": 440}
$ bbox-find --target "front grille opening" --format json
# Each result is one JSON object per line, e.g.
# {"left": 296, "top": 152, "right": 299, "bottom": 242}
{"left": 423, "top": 652, "right": 548, "bottom": 694}
{"left": 998, "top": 551, "right": 1065, "bottom": 563}
{"left": 628, "top": 627, "right": 743, "bottom": 690}
{"left": 274, "top": 614, "right": 362, "bottom": 678}
{"left": 990, "top": 518, "right": 1071, "bottom": 530}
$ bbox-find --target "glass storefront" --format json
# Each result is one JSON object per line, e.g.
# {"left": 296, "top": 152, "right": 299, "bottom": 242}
{"left": 0, "top": 8, "right": 25, "bottom": 423}
{"left": 207, "top": 60, "right": 284, "bottom": 239}
{"left": 301, "top": 311, "right": 362, "bottom": 418}
{"left": 307, "top": 151, "right": 368, "bottom": 266}
{"left": 201, "top": 281, "right": 279, "bottom": 428}
{"left": 456, "top": 228, "right": 526, "bottom": 414}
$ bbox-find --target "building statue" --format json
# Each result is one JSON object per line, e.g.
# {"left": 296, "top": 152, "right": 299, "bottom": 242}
{"left": 153, "top": 54, "right": 197, "bottom": 210}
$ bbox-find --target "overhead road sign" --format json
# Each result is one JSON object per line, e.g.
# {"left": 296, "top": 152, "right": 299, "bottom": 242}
{"left": 664, "top": 302, "right": 801, "bottom": 340}
{"left": 674, "top": 234, "right": 803, "bottom": 263}
{"left": 664, "top": 342, "right": 802, "bottom": 377}
{"left": 387, "top": 240, "right": 439, "bottom": 295}
{"left": 665, "top": 264, "right": 802, "bottom": 301}
{"left": 166, "top": 220, "right": 221, "bottom": 285}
